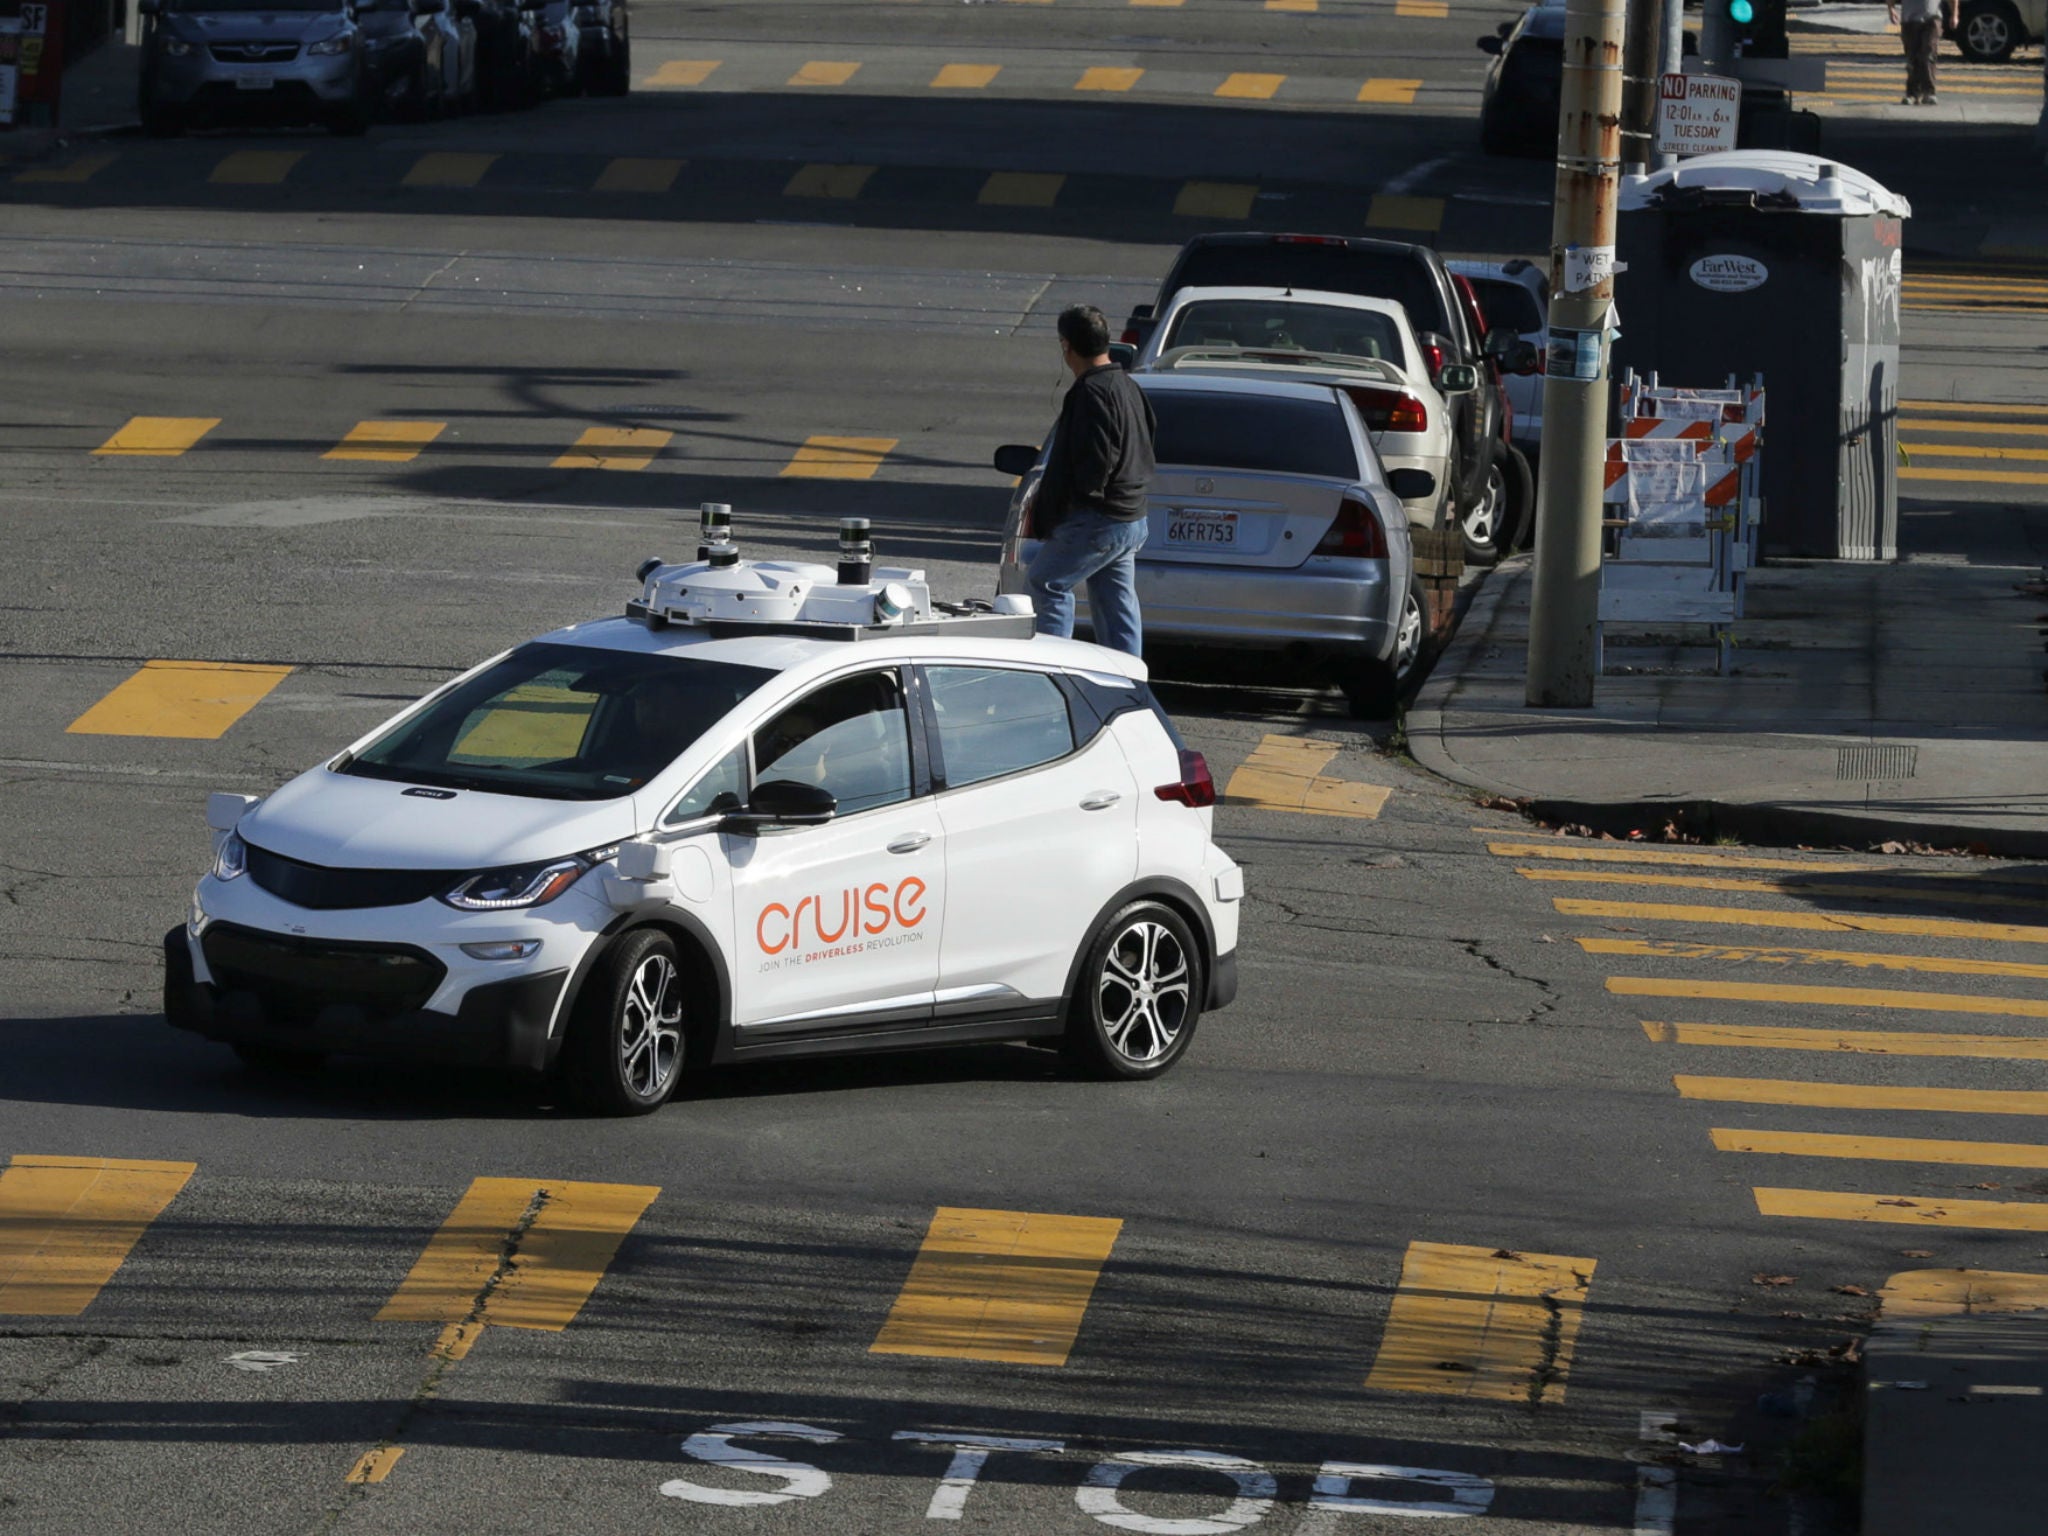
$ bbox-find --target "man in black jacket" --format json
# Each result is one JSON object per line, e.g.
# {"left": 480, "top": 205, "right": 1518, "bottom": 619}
{"left": 1027, "top": 304, "right": 1157, "bottom": 657}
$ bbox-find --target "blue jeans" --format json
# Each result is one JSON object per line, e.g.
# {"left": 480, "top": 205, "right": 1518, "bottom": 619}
{"left": 1027, "top": 510, "right": 1150, "bottom": 657}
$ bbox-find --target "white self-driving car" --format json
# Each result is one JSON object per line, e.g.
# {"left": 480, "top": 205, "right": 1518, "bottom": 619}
{"left": 166, "top": 522, "right": 1243, "bottom": 1115}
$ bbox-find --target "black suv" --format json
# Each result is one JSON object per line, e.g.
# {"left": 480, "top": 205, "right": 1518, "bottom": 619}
{"left": 1122, "top": 233, "right": 1526, "bottom": 564}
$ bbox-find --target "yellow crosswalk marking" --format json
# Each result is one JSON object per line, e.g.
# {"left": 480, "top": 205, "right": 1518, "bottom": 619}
{"left": 979, "top": 171, "right": 1065, "bottom": 207}
{"left": 1174, "top": 180, "right": 1258, "bottom": 218}
{"left": 324, "top": 420, "right": 446, "bottom": 464}
{"left": 1647, "top": 1020, "right": 2048, "bottom": 1060}
{"left": 1755, "top": 1188, "right": 2048, "bottom": 1232}
{"left": 1396, "top": 0, "right": 1451, "bottom": 15}
{"left": 871, "top": 1206, "right": 1122, "bottom": 1366}
{"left": 1364, "top": 1241, "right": 1593, "bottom": 1403}
{"left": 1358, "top": 78, "right": 1422, "bottom": 103}
{"left": 1216, "top": 72, "right": 1285, "bottom": 99}
{"left": 1130, "top": 0, "right": 1186, "bottom": 8}
{"left": 68, "top": 660, "right": 293, "bottom": 739}
{"left": 1268, "top": 0, "right": 1317, "bottom": 10}
{"left": 401, "top": 152, "right": 497, "bottom": 189}
{"left": 1894, "top": 418, "right": 2048, "bottom": 436}
{"left": 780, "top": 434, "right": 897, "bottom": 479}
{"left": 1901, "top": 467, "right": 2048, "bottom": 485}
{"left": 0, "top": 1156, "right": 196, "bottom": 1316}
{"left": 553, "top": 427, "right": 673, "bottom": 470}
{"left": 1223, "top": 735, "right": 1390, "bottom": 818}
{"left": 594, "top": 157, "right": 683, "bottom": 193}
{"left": 789, "top": 60, "right": 860, "bottom": 86}
{"left": 1557, "top": 897, "right": 2048, "bottom": 946}
{"left": 1367, "top": 194, "right": 1443, "bottom": 232}
{"left": 1900, "top": 399, "right": 2048, "bottom": 415}
{"left": 345, "top": 1447, "right": 407, "bottom": 1484}
{"left": 1614, "top": 976, "right": 2048, "bottom": 1019}
{"left": 784, "top": 162, "right": 875, "bottom": 198}
{"left": 378, "top": 1177, "right": 659, "bottom": 1332}
{"left": 1588, "top": 936, "right": 2048, "bottom": 981}
{"left": 1714, "top": 1127, "right": 2048, "bottom": 1167}
{"left": 1676, "top": 1075, "right": 2048, "bottom": 1116}
{"left": 1882, "top": 1268, "right": 2048, "bottom": 1318}
{"left": 932, "top": 64, "right": 1001, "bottom": 88}
{"left": 94, "top": 416, "right": 219, "bottom": 457}
{"left": 1077, "top": 67, "right": 1144, "bottom": 91}
{"left": 209, "top": 150, "right": 304, "bottom": 186}
{"left": 15, "top": 151, "right": 118, "bottom": 184}
{"left": 1494, "top": 841, "right": 1874, "bottom": 872}
{"left": 645, "top": 59, "right": 719, "bottom": 86}
{"left": 1520, "top": 868, "right": 2048, "bottom": 909}
{"left": 1901, "top": 443, "right": 2048, "bottom": 461}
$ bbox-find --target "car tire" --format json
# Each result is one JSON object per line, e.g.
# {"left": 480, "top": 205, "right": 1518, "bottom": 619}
{"left": 1343, "top": 571, "right": 1427, "bottom": 719}
{"left": 1501, "top": 444, "right": 1536, "bottom": 555}
{"left": 1479, "top": 108, "right": 1515, "bottom": 156}
{"left": 1460, "top": 446, "right": 1513, "bottom": 565}
{"left": 600, "top": 38, "right": 630, "bottom": 95}
{"left": 1064, "top": 901, "right": 1202, "bottom": 1081}
{"left": 232, "top": 1042, "right": 327, "bottom": 1075}
{"left": 1957, "top": 0, "right": 2021, "bottom": 61}
{"left": 564, "top": 928, "right": 686, "bottom": 1116}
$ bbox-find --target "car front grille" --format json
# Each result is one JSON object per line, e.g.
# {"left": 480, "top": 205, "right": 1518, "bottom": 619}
{"left": 209, "top": 42, "right": 299, "bottom": 62}
{"left": 244, "top": 840, "right": 457, "bottom": 911}
{"left": 201, "top": 923, "right": 446, "bottom": 1023}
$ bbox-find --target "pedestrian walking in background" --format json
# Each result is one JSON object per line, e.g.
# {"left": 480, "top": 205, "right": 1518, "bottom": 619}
{"left": 1026, "top": 304, "right": 1157, "bottom": 658}
{"left": 1890, "top": 0, "right": 1958, "bottom": 104}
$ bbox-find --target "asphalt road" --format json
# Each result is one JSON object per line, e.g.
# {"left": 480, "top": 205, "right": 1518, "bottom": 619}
{"left": 6, "top": 2, "right": 2048, "bottom": 1532}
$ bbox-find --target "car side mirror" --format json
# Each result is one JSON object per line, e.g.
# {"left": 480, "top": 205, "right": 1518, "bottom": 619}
{"left": 1507, "top": 341, "right": 1542, "bottom": 376}
{"left": 1476, "top": 33, "right": 1502, "bottom": 53}
{"left": 993, "top": 444, "right": 1041, "bottom": 478}
{"left": 206, "top": 791, "right": 260, "bottom": 831}
{"left": 1387, "top": 468, "right": 1438, "bottom": 502}
{"left": 725, "top": 779, "right": 836, "bottom": 832}
{"left": 1107, "top": 342, "right": 1137, "bottom": 371}
{"left": 1436, "top": 363, "right": 1481, "bottom": 395}
{"left": 1481, "top": 327, "right": 1515, "bottom": 358}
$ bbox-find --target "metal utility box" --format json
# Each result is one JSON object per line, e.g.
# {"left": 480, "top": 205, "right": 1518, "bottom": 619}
{"left": 1614, "top": 151, "right": 1910, "bottom": 560}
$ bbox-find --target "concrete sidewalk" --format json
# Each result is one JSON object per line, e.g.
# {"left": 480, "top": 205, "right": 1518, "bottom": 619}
{"left": 0, "top": 38, "right": 139, "bottom": 165}
{"left": 1408, "top": 508, "right": 2048, "bottom": 855}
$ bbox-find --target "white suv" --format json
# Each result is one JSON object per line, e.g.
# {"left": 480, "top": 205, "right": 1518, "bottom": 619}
{"left": 165, "top": 524, "right": 1243, "bottom": 1115}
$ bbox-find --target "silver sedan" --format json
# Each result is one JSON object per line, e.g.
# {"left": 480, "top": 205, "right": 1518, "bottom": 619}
{"left": 993, "top": 372, "right": 1436, "bottom": 718}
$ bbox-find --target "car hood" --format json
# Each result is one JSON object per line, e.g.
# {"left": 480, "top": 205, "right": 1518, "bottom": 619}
{"left": 240, "top": 767, "right": 641, "bottom": 871}
{"left": 171, "top": 11, "right": 344, "bottom": 39}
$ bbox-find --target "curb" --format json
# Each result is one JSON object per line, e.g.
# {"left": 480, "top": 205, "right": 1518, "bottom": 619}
{"left": 1405, "top": 560, "right": 2048, "bottom": 859}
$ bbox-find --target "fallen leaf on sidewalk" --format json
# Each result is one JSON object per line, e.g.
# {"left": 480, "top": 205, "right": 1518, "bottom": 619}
{"left": 1752, "top": 1273, "right": 1797, "bottom": 1287}
{"left": 1876, "top": 1198, "right": 1918, "bottom": 1208}
{"left": 1474, "top": 795, "right": 1528, "bottom": 813}
{"left": 1961, "top": 1182, "right": 2002, "bottom": 1191}
{"left": 1901, "top": 1249, "right": 1935, "bottom": 1259}
{"left": 1830, "top": 1284, "right": 1870, "bottom": 1297}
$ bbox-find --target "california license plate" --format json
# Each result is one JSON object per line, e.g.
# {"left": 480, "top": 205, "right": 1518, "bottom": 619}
{"left": 1164, "top": 510, "right": 1237, "bottom": 548}
{"left": 236, "top": 72, "right": 276, "bottom": 90}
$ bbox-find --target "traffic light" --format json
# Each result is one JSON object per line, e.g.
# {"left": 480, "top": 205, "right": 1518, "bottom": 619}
{"left": 1729, "top": 0, "right": 1788, "bottom": 58}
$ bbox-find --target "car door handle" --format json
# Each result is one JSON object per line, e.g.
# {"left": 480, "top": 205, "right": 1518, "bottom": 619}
{"left": 1080, "top": 792, "right": 1122, "bottom": 811}
{"left": 887, "top": 832, "right": 932, "bottom": 854}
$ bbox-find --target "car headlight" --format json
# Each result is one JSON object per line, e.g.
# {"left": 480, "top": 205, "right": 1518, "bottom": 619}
{"left": 306, "top": 32, "right": 353, "bottom": 55}
{"left": 162, "top": 37, "right": 193, "bottom": 55}
{"left": 439, "top": 844, "right": 617, "bottom": 911}
{"left": 213, "top": 830, "right": 248, "bottom": 882}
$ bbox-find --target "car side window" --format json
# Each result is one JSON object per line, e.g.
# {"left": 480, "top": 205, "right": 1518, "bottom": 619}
{"left": 753, "top": 671, "right": 914, "bottom": 816}
{"left": 663, "top": 745, "right": 748, "bottom": 826}
{"left": 927, "top": 666, "right": 1076, "bottom": 789}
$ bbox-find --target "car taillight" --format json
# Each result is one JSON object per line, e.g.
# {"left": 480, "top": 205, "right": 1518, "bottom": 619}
{"left": 1423, "top": 340, "right": 1447, "bottom": 377}
{"left": 1119, "top": 327, "right": 1140, "bottom": 346}
{"left": 1314, "top": 496, "right": 1389, "bottom": 557}
{"left": 1154, "top": 748, "right": 1216, "bottom": 808}
{"left": 1343, "top": 386, "right": 1428, "bottom": 435}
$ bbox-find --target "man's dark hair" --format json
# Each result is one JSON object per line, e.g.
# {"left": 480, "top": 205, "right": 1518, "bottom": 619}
{"left": 1057, "top": 304, "right": 1112, "bottom": 358}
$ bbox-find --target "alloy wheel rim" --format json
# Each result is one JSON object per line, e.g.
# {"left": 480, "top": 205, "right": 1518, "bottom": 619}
{"left": 1464, "top": 466, "right": 1504, "bottom": 546}
{"left": 1098, "top": 920, "right": 1190, "bottom": 1062}
{"left": 1395, "top": 588, "right": 1425, "bottom": 677}
{"left": 619, "top": 953, "right": 682, "bottom": 1098}
{"left": 1966, "top": 12, "right": 2006, "bottom": 49}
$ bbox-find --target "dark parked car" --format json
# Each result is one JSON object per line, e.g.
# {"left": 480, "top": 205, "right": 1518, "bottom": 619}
{"left": 1120, "top": 232, "right": 1530, "bottom": 564}
{"left": 526, "top": 0, "right": 628, "bottom": 96}
{"left": 137, "top": 0, "right": 372, "bottom": 135}
{"left": 1477, "top": 0, "right": 1564, "bottom": 158}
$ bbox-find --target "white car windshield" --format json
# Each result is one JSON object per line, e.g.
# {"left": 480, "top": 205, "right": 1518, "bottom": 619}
{"left": 339, "top": 642, "right": 774, "bottom": 801}
{"left": 1163, "top": 300, "right": 1404, "bottom": 365}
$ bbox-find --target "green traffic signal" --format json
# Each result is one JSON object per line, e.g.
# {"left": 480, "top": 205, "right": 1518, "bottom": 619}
{"left": 1729, "top": 0, "right": 1755, "bottom": 21}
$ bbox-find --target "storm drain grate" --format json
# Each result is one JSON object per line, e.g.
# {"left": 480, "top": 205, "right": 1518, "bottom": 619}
{"left": 1837, "top": 744, "right": 1919, "bottom": 781}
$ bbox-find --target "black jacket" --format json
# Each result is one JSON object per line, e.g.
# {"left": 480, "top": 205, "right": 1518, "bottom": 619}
{"left": 1036, "top": 364, "right": 1157, "bottom": 531}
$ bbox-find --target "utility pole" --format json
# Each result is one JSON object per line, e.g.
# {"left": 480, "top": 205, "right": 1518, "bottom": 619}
{"left": 1658, "top": 0, "right": 1685, "bottom": 167}
{"left": 1525, "top": 0, "right": 1628, "bottom": 708}
{"left": 1621, "top": 0, "right": 1661, "bottom": 172}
